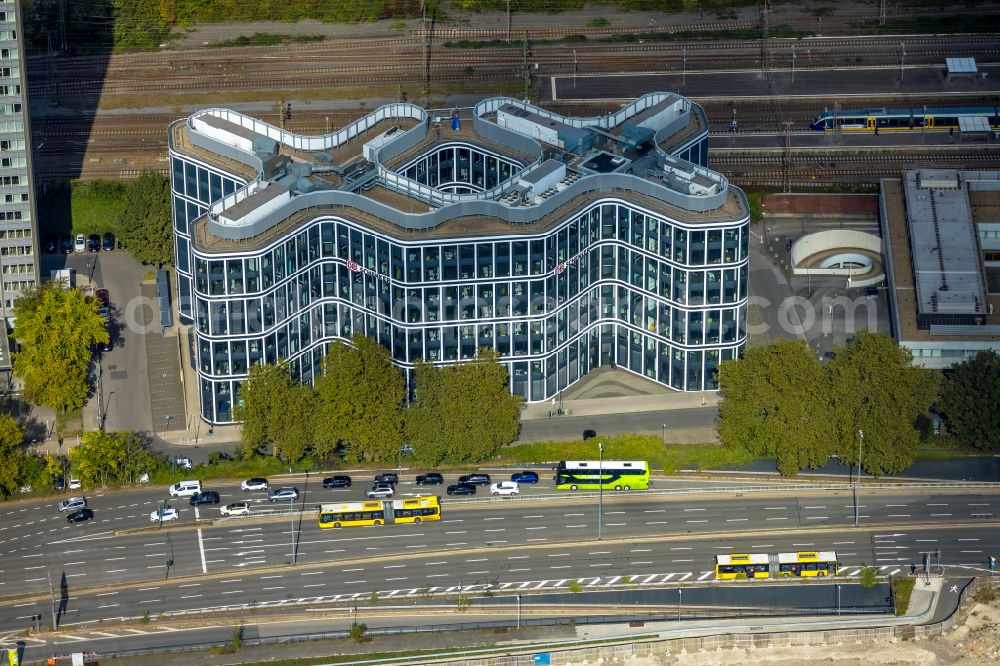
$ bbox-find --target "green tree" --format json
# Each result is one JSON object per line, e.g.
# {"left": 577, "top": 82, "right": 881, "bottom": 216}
{"left": 827, "top": 332, "right": 938, "bottom": 476}
{"left": 0, "top": 414, "right": 26, "bottom": 497}
{"left": 12, "top": 283, "right": 109, "bottom": 415}
{"left": 118, "top": 170, "right": 172, "bottom": 266}
{"left": 406, "top": 349, "right": 522, "bottom": 465}
{"left": 859, "top": 566, "right": 879, "bottom": 588}
{"left": 313, "top": 334, "right": 405, "bottom": 463}
{"left": 938, "top": 350, "right": 1000, "bottom": 450}
{"left": 718, "top": 339, "right": 833, "bottom": 476}
{"left": 68, "top": 431, "right": 159, "bottom": 487}
{"left": 233, "top": 362, "right": 314, "bottom": 462}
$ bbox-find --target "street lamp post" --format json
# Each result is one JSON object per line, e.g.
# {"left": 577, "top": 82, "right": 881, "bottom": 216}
{"left": 854, "top": 429, "right": 864, "bottom": 527}
{"left": 836, "top": 584, "right": 841, "bottom": 616}
{"left": 164, "top": 414, "right": 173, "bottom": 431}
{"left": 289, "top": 496, "right": 297, "bottom": 564}
{"left": 661, "top": 424, "right": 666, "bottom": 445}
{"left": 678, "top": 588, "right": 682, "bottom": 620}
{"left": 597, "top": 441, "right": 603, "bottom": 541}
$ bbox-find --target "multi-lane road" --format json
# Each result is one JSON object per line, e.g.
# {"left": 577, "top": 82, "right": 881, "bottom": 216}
{"left": 1, "top": 474, "right": 998, "bottom": 640}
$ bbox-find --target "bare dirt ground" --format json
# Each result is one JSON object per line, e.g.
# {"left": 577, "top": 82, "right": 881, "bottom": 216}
{"left": 625, "top": 598, "right": 1000, "bottom": 666}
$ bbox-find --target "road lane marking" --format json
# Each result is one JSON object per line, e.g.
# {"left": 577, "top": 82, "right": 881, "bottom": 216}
{"left": 197, "top": 528, "right": 207, "bottom": 574}
{"left": 697, "top": 572, "right": 713, "bottom": 580}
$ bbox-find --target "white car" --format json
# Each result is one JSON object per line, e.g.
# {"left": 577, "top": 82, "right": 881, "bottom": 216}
{"left": 220, "top": 502, "right": 251, "bottom": 517}
{"left": 73, "top": 234, "right": 86, "bottom": 253}
{"left": 150, "top": 507, "right": 179, "bottom": 523}
{"left": 58, "top": 497, "right": 87, "bottom": 512}
{"left": 174, "top": 457, "right": 193, "bottom": 470}
{"left": 366, "top": 485, "right": 394, "bottom": 499}
{"left": 240, "top": 477, "right": 268, "bottom": 491}
{"left": 68, "top": 478, "right": 82, "bottom": 490}
{"left": 490, "top": 481, "right": 520, "bottom": 496}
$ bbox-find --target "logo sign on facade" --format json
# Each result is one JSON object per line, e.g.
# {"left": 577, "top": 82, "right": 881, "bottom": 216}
{"left": 343, "top": 259, "right": 390, "bottom": 284}
{"left": 552, "top": 246, "right": 588, "bottom": 276}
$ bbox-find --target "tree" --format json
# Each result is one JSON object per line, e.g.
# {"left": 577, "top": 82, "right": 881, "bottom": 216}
{"left": 313, "top": 334, "right": 405, "bottom": 463}
{"left": 938, "top": 350, "right": 1000, "bottom": 450}
{"left": 827, "top": 332, "right": 938, "bottom": 476}
{"left": 718, "top": 339, "right": 833, "bottom": 476}
{"left": 405, "top": 348, "right": 522, "bottom": 465}
{"left": 68, "top": 431, "right": 159, "bottom": 487}
{"left": 232, "top": 362, "right": 314, "bottom": 462}
{"left": 0, "top": 414, "right": 26, "bottom": 497}
{"left": 859, "top": 566, "right": 879, "bottom": 588}
{"left": 119, "top": 169, "right": 173, "bottom": 266}
{"left": 12, "top": 283, "right": 109, "bottom": 415}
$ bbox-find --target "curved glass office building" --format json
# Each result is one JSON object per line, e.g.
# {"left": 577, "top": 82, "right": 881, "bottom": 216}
{"left": 168, "top": 93, "right": 749, "bottom": 424}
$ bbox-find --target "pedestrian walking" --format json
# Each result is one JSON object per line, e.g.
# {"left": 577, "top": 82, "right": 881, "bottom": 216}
{"left": 910, "top": 563, "right": 917, "bottom": 576}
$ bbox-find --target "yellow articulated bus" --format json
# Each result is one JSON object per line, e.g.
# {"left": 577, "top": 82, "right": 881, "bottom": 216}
{"left": 715, "top": 551, "right": 840, "bottom": 579}
{"left": 318, "top": 496, "right": 441, "bottom": 528}
{"left": 777, "top": 551, "right": 839, "bottom": 577}
{"left": 714, "top": 553, "right": 770, "bottom": 579}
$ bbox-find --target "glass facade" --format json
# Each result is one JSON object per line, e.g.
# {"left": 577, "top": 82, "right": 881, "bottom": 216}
{"left": 169, "top": 154, "right": 245, "bottom": 322}
{"left": 182, "top": 194, "right": 748, "bottom": 423}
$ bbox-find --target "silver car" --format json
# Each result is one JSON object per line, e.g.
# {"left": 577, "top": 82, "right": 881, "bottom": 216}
{"left": 366, "top": 484, "right": 394, "bottom": 499}
{"left": 58, "top": 497, "right": 87, "bottom": 512}
{"left": 267, "top": 487, "right": 299, "bottom": 502}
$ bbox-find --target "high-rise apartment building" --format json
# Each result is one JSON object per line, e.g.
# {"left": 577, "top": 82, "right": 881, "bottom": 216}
{"left": 0, "top": 2, "right": 39, "bottom": 318}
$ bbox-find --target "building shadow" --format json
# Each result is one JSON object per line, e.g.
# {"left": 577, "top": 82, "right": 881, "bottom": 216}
{"left": 23, "top": 1, "right": 115, "bottom": 239}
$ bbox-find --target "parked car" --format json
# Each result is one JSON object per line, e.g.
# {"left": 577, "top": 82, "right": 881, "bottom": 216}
{"left": 446, "top": 483, "right": 477, "bottom": 496}
{"left": 73, "top": 234, "right": 86, "bottom": 253}
{"left": 150, "top": 507, "right": 179, "bottom": 522}
{"left": 511, "top": 470, "right": 539, "bottom": 484}
{"left": 97, "top": 305, "right": 110, "bottom": 321}
{"left": 267, "top": 487, "right": 299, "bottom": 502}
{"left": 98, "top": 327, "right": 113, "bottom": 353}
{"left": 416, "top": 472, "right": 444, "bottom": 486}
{"left": 374, "top": 472, "right": 398, "bottom": 486}
{"left": 174, "top": 457, "right": 193, "bottom": 469}
{"left": 102, "top": 232, "right": 115, "bottom": 251}
{"left": 68, "top": 478, "right": 82, "bottom": 490}
{"left": 366, "top": 484, "right": 395, "bottom": 499}
{"left": 490, "top": 481, "right": 520, "bottom": 496}
{"left": 458, "top": 473, "right": 491, "bottom": 486}
{"left": 241, "top": 477, "right": 268, "bottom": 491}
{"left": 61, "top": 235, "right": 74, "bottom": 254}
{"left": 865, "top": 286, "right": 879, "bottom": 300}
{"left": 53, "top": 474, "right": 66, "bottom": 491}
{"left": 189, "top": 491, "right": 220, "bottom": 506}
{"left": 220, "top": 502, "right": 251, "bottom": 517}
{"left": 57, "top": 497, "right": 87, "bottom": 512}
{"left": 67, "top": 508, "right": 94, "bottom": 523}
{"left": 87, "top": 234, "right": 100, "bottom": 252}
{"left": 95, "top": 289, "right": 110, "bottom": 306}
{"left": 322, "top": 475, "right": 352, "bottom": 489}
{"left": 583, "top": 429, "right": 597, "bottom": 441}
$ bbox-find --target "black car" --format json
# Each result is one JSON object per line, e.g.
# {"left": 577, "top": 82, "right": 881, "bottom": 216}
{"left": 446, "top": 483, "right": 477, "bottom": 496}
{"left": 87, "top": 234, "right": 101, "bottom": 252}
{"left": 189, "top": 491, "right": 220, "bottom": 506}
{"left": 61, "top": 235, "right": 74, "bottom": 254}
{"left": 583, "top": 429, "right": 597, "bottom": 441}
{"left": 458, "top": 473, "right": 491, "bottom": 486}
{"left": 98, "top": 325, "right": 113, "bottom": 353}
{"left": 374, "top": 472, "right": 398, "bottom": 486}
{"left": 322, "top": 475, "right": 352, "bottom": 489}
{"left": 416, "top": 472, "right": 443, "bottom": 486}
{"left": 67, "top": 508, "right": 94, "bottom": 523}
{"left": 102, "top": 232, "right": 115, "bottom": 251}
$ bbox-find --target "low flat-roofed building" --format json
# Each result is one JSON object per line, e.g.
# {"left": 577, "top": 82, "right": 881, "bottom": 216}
{"left": 880, "top": 169, "right": 1000, "bottom": 368}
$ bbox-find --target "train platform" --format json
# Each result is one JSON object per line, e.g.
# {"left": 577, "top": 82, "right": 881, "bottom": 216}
{"left": 549, "top": 63, "right": 999, "bottom": 102}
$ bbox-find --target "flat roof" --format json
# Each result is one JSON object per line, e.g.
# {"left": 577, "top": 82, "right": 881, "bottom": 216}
{"left": 959, "top": 116, "right": 991, "bottom": 133}
{"left": 220, "top": 183, "right": 288, "bottom": 222}
{"left": 946, "top": 57, "right": 978, "bottom": 74}
{"left": 519, "top": 159, "right": 564, "bottom": 185}
{"left": 904, "top": 170, "right": 986, "bottom": 317}
{"left": 197, "top": 114, "right": 263, "bottom": 143}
